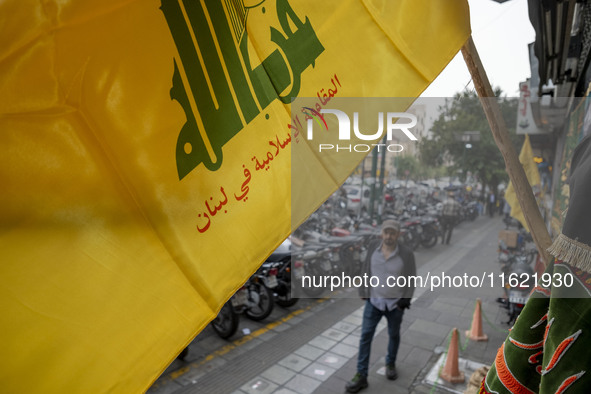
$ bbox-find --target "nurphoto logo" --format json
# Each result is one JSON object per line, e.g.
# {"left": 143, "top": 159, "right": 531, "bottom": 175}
{"left": 304, "top": 109, "right": 418, "bottom": 153}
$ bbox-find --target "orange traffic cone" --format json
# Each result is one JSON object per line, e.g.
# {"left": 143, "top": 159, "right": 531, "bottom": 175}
{"left": 439, "top": 328, "right": 465, "bottom": 383}
{"left": 466, "top": 298, "right": 488, "bottom": 341}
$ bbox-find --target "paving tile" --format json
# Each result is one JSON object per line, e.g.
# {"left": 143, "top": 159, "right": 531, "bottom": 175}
{"left": 351, "top": 326, "right": 363, "bottom": 336}
{"left": 384, "top": 384, "right": 413, "bottom": 394}
{"left": 260, "top": 365, "right": 296, "bottom": 386}
{"left": 330, "top": 342, "right": 359, "bottom": 358}
{"left": 428, "top": 301, "right": 465, "bottom": 317}
{"left": 364, "top": 378, "right": 388, "bottom": 393}
{"left": 405, "top": 307, "right": 441, "bottom": 322}
{"left": 326, "top": 374, "right": 353, "bottom": 387}
{"left": 396, "top": 342, "right": 413, "bottom": 361}
{"left": 436, "top": 296, "right": 471, "bottom": 308}
{"left": 284, "top": 374, "right": 322, "bottom": 394}
{"left": 294, "top": 344, "right": 325, "bottom": 361}
{"left": 332, "top": 321, "right": 358, "bottom": 334}
{"left": 333, "top": 357, "right": 357, "bottom": 380}
{"left": 408, "top": 319, "right": 453, "bottom": 339}
{"left": 435, "top": 311, "right": 472, "bottom": 329}
{"left": 342, "top": 333, "right": 361, "bottom": 347}
{"left": 308, "top": 336, "right": 337, "bottom": 351}
{"left": 375, "top": 364, "right": 387, "bottom": 376}
{"left": 301, "top": 361, "right": 337, "bottom": 382}
{"left": 351, "top": 307, "right": 365, "bottom": 318}
{"left": 461, "top": 307, "right": 477, "bottom": 319}
{"left": 321, "top": 328, "right": 348, "bottom": 341}
{"left": 318, "top": 352, "right": 350, "bottom": 369}
{"left": 342, "top": 314, "right": 364, "bottom": 326}
{"left": 402, "top": 347, "right": 433, "bottom": 367}
{"left": 271, "top": 389, "right": 298, "bottom": 394}
{"left": 386, "top": 367, "right": 419, "bottom": 390}
{"left": 410, "top": 384, "right": 435, "bottom": 393}
{"left": 239, "top": 377, "right": 278, "bottom": 394}
{"left": 367, "top": 368, "right": 411, "bottom": 394}
{"left": 402, "top": 330, "right": 446, "bottom": 351}
{"left": 401, "top": 314, "right": 417, "bottom": 328}
{"left": 278, "top": 354, "right": 312, "bottom": 373}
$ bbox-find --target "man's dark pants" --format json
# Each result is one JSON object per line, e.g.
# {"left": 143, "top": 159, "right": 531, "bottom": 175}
{"left": 440, "top": 215, "right": 455, "bottom": 244}
{"left": 356, "top": 300, "right": 404, "bottom": 377}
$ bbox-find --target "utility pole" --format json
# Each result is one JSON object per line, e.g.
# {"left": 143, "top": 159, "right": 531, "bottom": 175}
{"left": 369, "top": 143, "right": 378, "bottom": 220}
{"left": 378, "top": 135, "right": 387, "bottom": 223}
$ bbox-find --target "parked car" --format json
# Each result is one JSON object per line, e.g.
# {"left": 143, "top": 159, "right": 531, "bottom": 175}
{"left": 344, "top": 185, "right": 371, "bottom": 213}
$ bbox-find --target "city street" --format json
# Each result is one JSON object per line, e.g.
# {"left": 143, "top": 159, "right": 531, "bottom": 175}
{"left": 149, "top": 215, "right": 514, "bottom": 394}
{"left": 5, "top": 1, "right": 585, "bottom": 393}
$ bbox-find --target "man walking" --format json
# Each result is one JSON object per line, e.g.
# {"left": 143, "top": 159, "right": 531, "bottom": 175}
{"left": 345, "top": 220, "right": 416, "bottom": 393}
{"left": 441, "top": 191, "right": 461, "bottom": 245}
{"left": 487, "top": 192, "right": 496, "bottom": 217}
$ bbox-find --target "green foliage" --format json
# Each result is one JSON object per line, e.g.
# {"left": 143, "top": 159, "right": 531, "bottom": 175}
{"left": 395, "top": 155, "right": 418, "bottom": 178}
{"left": 394, "top": 154, "right": 442, "bottom": 180}
{"left": 419, "top": 90, "right": 522, "bottom": 193}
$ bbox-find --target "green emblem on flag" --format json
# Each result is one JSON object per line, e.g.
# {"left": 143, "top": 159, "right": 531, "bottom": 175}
{"left": 160, "top": 0, "right": 324, "bottom": 179}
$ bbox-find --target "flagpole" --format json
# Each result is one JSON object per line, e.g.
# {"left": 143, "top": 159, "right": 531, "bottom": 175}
{"left": 461, "top": 36, "right": 553, "bottom": 266}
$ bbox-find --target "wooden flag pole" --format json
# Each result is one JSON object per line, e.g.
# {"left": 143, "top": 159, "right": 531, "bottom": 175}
{"left": 461, "top": 36, "right": 553, "bottom": 266}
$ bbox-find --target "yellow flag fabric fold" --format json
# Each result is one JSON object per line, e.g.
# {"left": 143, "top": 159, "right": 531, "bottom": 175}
{"left": 504, "top": 134, "right": 542, "bottom": 232}
{"left": 0, "top": 1, "right": 470, "bottom": 392}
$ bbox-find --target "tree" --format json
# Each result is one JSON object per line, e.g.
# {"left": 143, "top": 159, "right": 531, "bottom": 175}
{"left": 394, "top": 155, "right": 439, "bottom": 180}
{"left": 419, "top": 89, "right": 522, "bottom": 194}
{"left": 395, "top": 155, "right": 419, "bottom": 180}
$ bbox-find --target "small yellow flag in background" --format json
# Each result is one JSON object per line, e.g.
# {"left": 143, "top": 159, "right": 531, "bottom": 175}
{"left": 0, "top": 0, "right": 470, "bottom": 392}
{"left": 504, "top": 134, "right": 542, "bottom": 232}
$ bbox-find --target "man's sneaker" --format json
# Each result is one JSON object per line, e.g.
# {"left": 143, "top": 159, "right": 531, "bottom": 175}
{"left": 386, "top": 364, "right": 398, "bottom": 380}
{"left": 345, "top": 373, "right": 368, "bottom": 393}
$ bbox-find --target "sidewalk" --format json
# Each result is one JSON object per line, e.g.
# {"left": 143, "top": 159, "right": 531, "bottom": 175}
{"left": 149, "top": 216, "right": 511, "bottom": 394}
{"left": 317, "top": 217, "right": 510, "bottom": 394}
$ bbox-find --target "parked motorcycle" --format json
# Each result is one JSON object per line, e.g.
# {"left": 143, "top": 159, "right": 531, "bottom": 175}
{"left": 294, "top": 244, "right": 334, "bottom": 297}
{"left": 211, "top": 286, "right": 248, "bottom": 339}
{"left": 259, "top": 247, "right": 302, "bottom": 307}
{"left": 417, "top": 215, "right": 440, "bottom": 248}
{"left": 317, "top": 234, "right": 368, "bottom": 276}
{"left": 210, "top": 273, "right": 275, "bottom": 339}
{"left": 243, "top": 274, "right": 275, "bottom": 321}
{"left": 496, "top": 240, "right": 538, "bottom": 324}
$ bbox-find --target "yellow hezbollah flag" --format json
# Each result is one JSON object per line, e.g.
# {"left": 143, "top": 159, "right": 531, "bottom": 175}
{"left": 504, "top": 134, "right": 542, "bottom": 231}
{"left": 0, "top": 1, "right": 470, "bottom": 392}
